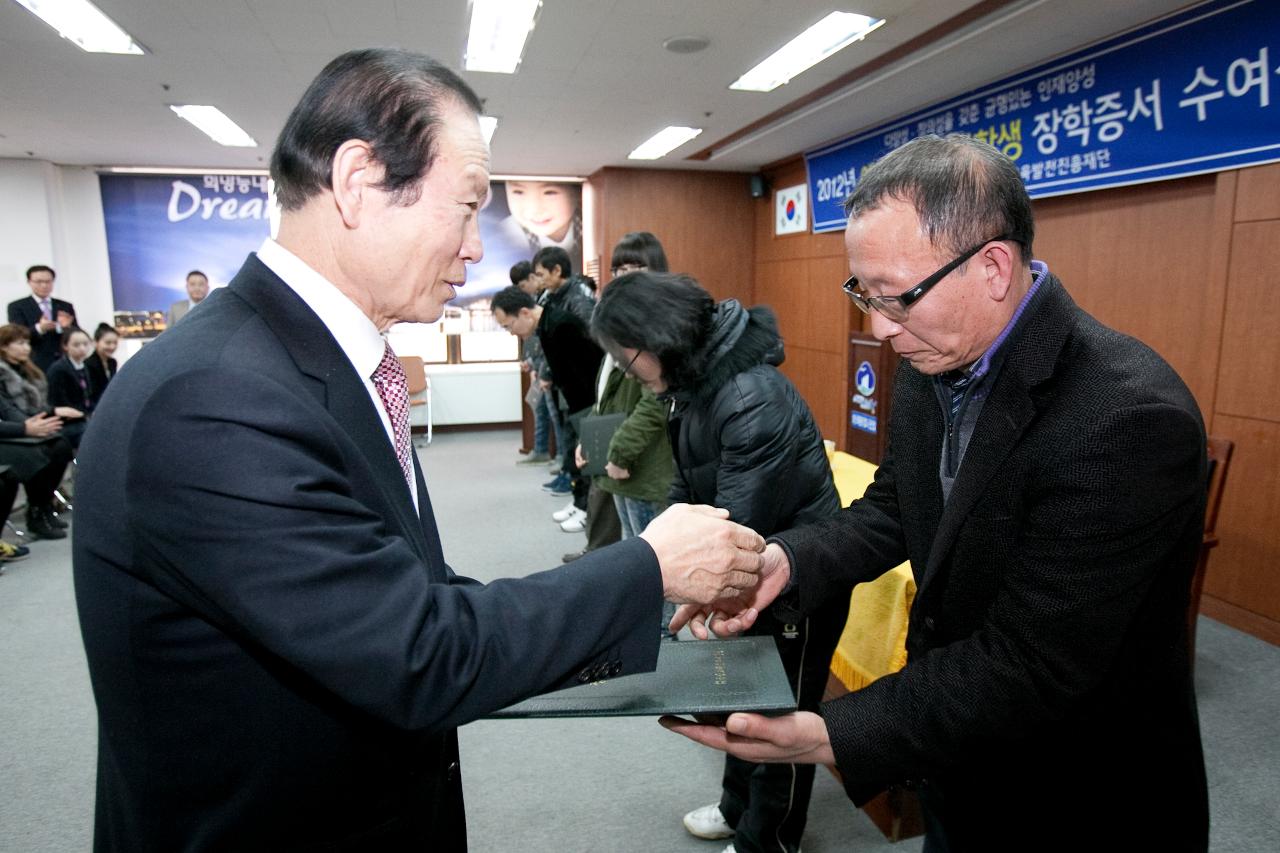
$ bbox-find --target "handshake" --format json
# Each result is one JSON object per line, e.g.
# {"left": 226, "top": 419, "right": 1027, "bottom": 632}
{"left": 637, "top": 504, "right": 792, "bottom": 639}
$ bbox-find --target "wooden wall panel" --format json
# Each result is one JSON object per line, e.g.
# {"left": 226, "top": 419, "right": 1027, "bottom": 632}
{"left": 589, "top": 168, "right": 755, "bottom": 303}
{"left": 1202, "top": 415, "right": 1280, "bottom": 624}
{"left": 1032, "top": 175, "right": 1225, "bottom": 417}
{"left": 1215, "top": 220, "right": 1280, "bottom": 422}
{"left": 1233, "top": 161, "right": 1280, "bottom": 222}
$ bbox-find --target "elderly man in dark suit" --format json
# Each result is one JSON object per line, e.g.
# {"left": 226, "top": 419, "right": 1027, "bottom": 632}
{"left": 665, "top": 135, "right": 1209, "bottom": 852}
{"left": 8, "top": 265, "right": 76, "bottom": 371}
{"left": 72, "top": 48, "right": 764, "bottom": 853}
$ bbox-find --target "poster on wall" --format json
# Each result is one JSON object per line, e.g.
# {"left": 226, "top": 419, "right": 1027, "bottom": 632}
{"left": 98, "top": 173, "right": 582, "bottom": 345}
{"left": 99, "top": 173, "right": 272, "bottom": 337}
{"left": 463, "top": 178, "right": 583, "bottom": 308}
{"left": 805, "top": 0, "right": 1280, "bottom": 232}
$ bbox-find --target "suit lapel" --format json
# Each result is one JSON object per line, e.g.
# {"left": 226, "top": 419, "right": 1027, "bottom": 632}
{"left": 916, "top": 277, "right": 1076, "bottom": 598}
{"left": 227, "top": 255, "right": 435, "bottom": 564}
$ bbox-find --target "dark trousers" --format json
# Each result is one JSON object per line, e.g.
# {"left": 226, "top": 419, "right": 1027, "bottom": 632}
{"left": 584, "top": 483, "right": 620, "bottom": 553}
{"left": 718, "top": 605, "right": 848, "bottom": 853}
{"left": 562, "top": 405, "right": 589, "bottom": 511}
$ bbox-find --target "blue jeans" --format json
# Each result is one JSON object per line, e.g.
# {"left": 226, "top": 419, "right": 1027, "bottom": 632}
{"left": 536, "top": 387, "right": 563, "bottom": 458}
{"left": 614, "top": 495, "right": 675, "bottom": 637}
{"left": 612, "top": 495, "right": 662, "bottom": 539}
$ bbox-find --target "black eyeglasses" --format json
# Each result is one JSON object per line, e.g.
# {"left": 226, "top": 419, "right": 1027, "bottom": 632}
{"left": 617, "top": 349, "right": 644, "bottom": 378}
{"left": 842, "top": 236, "right": 1010, "bottom": 322}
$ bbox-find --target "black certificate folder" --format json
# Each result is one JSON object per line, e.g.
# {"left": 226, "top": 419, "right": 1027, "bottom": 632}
{"left": 488, "top": 636, "right": 797, "bottom": 719}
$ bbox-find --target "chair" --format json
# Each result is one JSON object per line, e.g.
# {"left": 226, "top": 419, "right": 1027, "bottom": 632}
{"left": 1188, "top": 436, "right": 1233, "bottom": 664}
{"left": 397, "top": 355, "right": 432, "bottom": 445}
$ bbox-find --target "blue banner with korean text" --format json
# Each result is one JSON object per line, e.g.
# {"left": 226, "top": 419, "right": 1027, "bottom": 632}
{"left": 805, "top": 0, "right": 1280, "bottom": 232}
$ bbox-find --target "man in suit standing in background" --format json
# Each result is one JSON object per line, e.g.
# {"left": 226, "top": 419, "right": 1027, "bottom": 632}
{"left": 664, "top": 134, "right": 1210, "bottom": 852}
{"left": 166, "top": 268, "right": 210, "bottom": 327}
{"left": 8, "top": 265, "right": 76, "bottom": 371}
{"left": 73, "top": 48, "right": 765, "bottom": 853}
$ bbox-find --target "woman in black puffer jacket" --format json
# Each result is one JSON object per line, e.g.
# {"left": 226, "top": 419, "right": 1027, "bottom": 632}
{"left": 592, "top": 271, "right": 847, "bottom": 853}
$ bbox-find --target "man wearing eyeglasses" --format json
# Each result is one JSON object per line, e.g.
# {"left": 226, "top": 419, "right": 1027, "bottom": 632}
{"left": 664, "top": 134, "right": 1209, "bottom": 852}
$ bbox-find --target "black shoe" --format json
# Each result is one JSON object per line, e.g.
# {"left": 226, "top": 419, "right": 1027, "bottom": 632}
{"left": 46, "top": 509, "right": 69, "bottom": 530}
{"left": 562, "top": 549, "right": 586, "bottom": 563}
{"left": 26, "top": 511, "right": 67, "bottom": 540}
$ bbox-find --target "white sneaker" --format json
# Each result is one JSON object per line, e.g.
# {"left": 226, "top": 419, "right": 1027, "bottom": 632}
{"left": 683, "top": 804, "right": 734, "bottom": 840}
{"left": 551, "top": 500, "right": 578, "bottom": 522}
{"left": 559, "top": 508, "right": 587, "bottom": 532}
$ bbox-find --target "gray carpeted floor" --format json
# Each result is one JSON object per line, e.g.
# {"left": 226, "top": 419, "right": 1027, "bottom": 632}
{"left": 1, "top": 429, "right": 1277, "bottom": 851}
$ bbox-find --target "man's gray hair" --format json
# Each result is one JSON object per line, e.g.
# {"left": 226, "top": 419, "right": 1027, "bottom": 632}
{"left": 844, "top": 134, "right": 1034, "bottom": 266}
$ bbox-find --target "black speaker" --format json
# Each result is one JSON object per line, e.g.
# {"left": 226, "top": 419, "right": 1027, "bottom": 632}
{"left": 749, "top": 174, "right": 769, "bottom": 198}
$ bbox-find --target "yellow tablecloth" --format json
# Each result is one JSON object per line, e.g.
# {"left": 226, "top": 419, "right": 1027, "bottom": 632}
{"left": 827, "top": 451, "right": 916, "bottom": 692}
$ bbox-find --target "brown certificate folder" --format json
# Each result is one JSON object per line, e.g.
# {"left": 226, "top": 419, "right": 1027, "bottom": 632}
{"left": 487, "top": 636, "right": 796, "bottom": 719}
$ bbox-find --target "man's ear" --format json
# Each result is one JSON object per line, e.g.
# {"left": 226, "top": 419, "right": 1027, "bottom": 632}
{"left": 983, "top": 240, "right": 1018, "bottom": 302}
{"left": 331, "top": 140, "right": 380, "bottom": 229}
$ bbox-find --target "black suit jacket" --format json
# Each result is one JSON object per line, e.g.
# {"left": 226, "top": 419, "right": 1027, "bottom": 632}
{"left": 7, "top": 295, "right": 75, "bottom": 371}
{"left": 773, "top": 275, "right": 1209, "bottom": 851}
{"left": 73, "top": 255, "right": 663, "bottom": 852}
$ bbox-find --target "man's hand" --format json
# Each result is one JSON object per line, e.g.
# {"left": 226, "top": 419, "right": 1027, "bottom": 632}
{"left": 604, "top": 462, "right": 629, "bottom": 480}
{"left": 574, "top": 443, "right": 587, "bottom": 469}
{"left": 36, "top": 317, "right": 56, "bottom": 334}
{"left": 538, "top": 379, "right": 552, "bottom": 390}
{"left": 56, "top": 309, "right": 75, "bottom": 328}
{"left": 659, "top": 711, "right": 835, "bottom": 766}
{"left": 24, "top": 413, "right": 62, "bottom": 437}
{"left": 640, "top": 504, "right": 764, "bottom": 604}
{"left": 54, "top": 406, "right": 84, "bottom": 420}
{"left": 669, "top": 542, "right": 791, "bottom": 638}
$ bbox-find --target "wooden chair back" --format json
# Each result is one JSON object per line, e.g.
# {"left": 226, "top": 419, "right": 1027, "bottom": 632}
{"left": 398, "top": 356, "right": 428, "bottom": 397}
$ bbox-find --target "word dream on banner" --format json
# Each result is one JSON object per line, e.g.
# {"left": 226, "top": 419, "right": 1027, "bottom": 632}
{"left": 805, "top": 0, "right": 1280, "bottom": 232}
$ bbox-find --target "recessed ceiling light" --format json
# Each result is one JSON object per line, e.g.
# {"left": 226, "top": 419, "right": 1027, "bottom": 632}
{"left": 628, "top": 126, "right": 703, "bottom": 161}
{"left": 730, "top": 12, "right": 884, "bottom": 93}
{"left": 169, "top": 105, "right": 257, "bottom": 148}
{"left": 465, "top": 0, "right": 542, "bottom": 74}
{"left": 13, "top": 0, "right": 146, "bottom": 55}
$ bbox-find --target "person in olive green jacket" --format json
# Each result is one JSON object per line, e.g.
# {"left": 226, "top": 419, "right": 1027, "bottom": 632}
{"left": 584, "top": 232, "right": 677, "bottom": 633}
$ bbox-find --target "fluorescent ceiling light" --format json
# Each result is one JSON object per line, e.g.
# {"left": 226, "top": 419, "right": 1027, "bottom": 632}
{"left": 628, "top": 126, "right": 703, "bottom": 161}
{"left": 479, "top": 115, "right": 499, "bottom": 145}
{"left": 465, "top": 0, "right": 542, "bottom": 73}
{"left": 169, "top": 105, "right": 257, "bottom": 148}
{"left": 730, "top": 11, "right": 885, "bottom": 92}
{"left": 13, "top": 0, "right": 146, "bottom": 54}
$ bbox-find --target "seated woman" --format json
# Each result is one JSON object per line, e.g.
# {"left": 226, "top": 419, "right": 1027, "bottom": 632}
{"left": 0, "top": 323, "right": 86, "bottom": 450}
{"left": 46, "top": 327, "right": 97, "bottom": 427}
{"left": 592, "top": 272, "right": 848, "bottom": 853}
{"left": 0, "top": 394, "right": 74, "bottom": 541}
{"left": 84, "top": 323, "right": 120, "bottom": 409}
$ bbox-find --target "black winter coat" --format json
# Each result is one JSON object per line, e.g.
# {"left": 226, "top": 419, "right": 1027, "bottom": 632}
{"left": 666, "top": 300, "right": 838, "bottom": 536}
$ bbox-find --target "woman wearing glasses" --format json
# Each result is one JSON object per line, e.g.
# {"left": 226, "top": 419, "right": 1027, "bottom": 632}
{"left": 574, "top": 232, "right": 676, "bottom": 626}
{"left": 592, "top": 272, "right": 846, "bottom": 853}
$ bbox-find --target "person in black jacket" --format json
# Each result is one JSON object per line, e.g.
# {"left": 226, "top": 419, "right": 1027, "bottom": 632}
{"left": 45, "top": 327, "right": 96, "bottom": 442}
{"left": 660, "top": 135, "right": 1210, "bottom": 852}
{"left": 0, "top": 391, "right": 73, "bottom": 541}
{"left": 492, "top": 285, "right": 603, "bottom": 516}
{"left": 84, "top": 323, "right": 120, "bottom": 409}
{"left": 592, "top": 272, "right": 847, "bottom": 853}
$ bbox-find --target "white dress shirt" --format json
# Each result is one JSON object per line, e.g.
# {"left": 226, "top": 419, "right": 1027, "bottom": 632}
{"left": 256, "top": 238, "right": 418, "bottom": 509}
